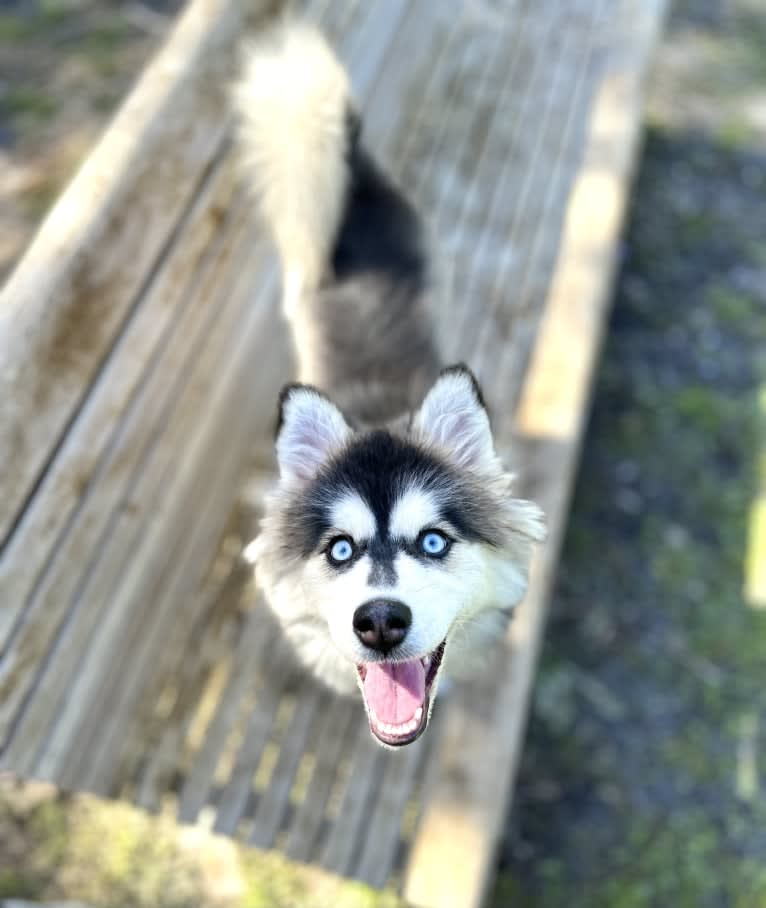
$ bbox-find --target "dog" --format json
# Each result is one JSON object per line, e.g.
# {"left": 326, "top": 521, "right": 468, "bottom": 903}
{"left": 233, "top": 23, "right": 545, "bottom": 748}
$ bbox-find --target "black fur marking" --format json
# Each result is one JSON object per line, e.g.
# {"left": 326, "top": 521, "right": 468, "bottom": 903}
{"left": 282, "top": 430, "right": 496, "bottom": 560}
{"left": 311, "top": 137, "right": 440, "bottom": 426}
{"left": 333, "top": 146, "right": 425, "bottom": 283}
{"left": 344, "top": 104, "right": 362, "bottom": 161}
{"left": 438, "top": 363, "right": 489, "bottom": 414}
{"left": 366, "top": 534, "right": 398, "bottom": 587}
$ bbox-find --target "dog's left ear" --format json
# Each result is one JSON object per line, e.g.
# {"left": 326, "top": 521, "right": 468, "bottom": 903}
{"left": 413, "top": 365, "right": 498, "bottom": 471}
{"left": 276, "top": 384, "right": 351, "bottom": 483}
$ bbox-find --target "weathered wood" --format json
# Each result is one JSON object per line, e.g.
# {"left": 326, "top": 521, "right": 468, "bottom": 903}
{"left": 469, "top": 1, "right": 606, "bottom": 382}
{"left": 0, "top": 193, "right": 277, "bottom": 769}
{"left": 354, "top": 730, "right": 430, "bottom": 888}
{"left": 249, "top": 687, "right": 324, "bottom": 849}
{"left": 53, "top": 261, "right": 286, "bottom": 790}
{"left": 0, "top": 0, "right": 270, "bottom": 545}
{"left": 131, "top": 537, "right": 258, "bottom": 811}
{"left": 284, "top": 698, "right": 356, "bottom": 862}
{"left": 210, "top": 630, "right": 298, "bottom": 836}
{"left": 0, "top": 158, "right": 240, "bottom": 652}
{"left": 173, "top": 602, "right": 272, "bottom": 823}
{"left": 0, "top": 163, "right": 250, "bottom": 759}
{"left": 403, "top": 3, "right": 668, "bottom": 906}
{"left": 319, "top": 720, "right": 387, "bottom": 876}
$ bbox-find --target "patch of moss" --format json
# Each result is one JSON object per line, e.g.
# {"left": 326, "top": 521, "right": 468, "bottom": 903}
{"left": 0, "top": 2, "right": 71, "bottom": 43}
{"left": 1, "top": 87, "right": 56, "bottom": 122}
{"left": 21, "top": 179, "right": 59, "bottom": 221}
{"left": 716, "top": 117, "right": 758, "bottom": 150}
{"left": 0, "top": 783, "right": 406, "bottom": 908}
{"left": 707, "top": 285, "right": 766, "bottom": 336}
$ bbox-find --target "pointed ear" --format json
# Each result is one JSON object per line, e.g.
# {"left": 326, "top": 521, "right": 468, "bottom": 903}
{"left": 276, "top": 384, "right": 351, "bottom": 483}
{"left": 413, "top": 365, "right": 498, "bottom": 471}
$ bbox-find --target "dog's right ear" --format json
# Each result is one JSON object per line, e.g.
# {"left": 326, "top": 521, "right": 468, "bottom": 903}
{"left": 275, "top": 384, "right": 351, "bottom": 483}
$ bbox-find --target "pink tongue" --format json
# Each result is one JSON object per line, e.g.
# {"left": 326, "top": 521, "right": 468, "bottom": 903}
{"left": 363, "top": 660, "right": 426, "bottom": 725}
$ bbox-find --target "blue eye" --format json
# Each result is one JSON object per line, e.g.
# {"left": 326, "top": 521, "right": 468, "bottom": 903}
{"left": 328, "top": 536, "right": 355, "bottom": 565}
{"left": 420, "top": 530, "right": 450, "bottom": 557}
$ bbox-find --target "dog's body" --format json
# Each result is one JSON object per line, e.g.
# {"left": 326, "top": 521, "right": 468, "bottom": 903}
{"left": 235, "top": 24, "right": 545, "bottom": 747}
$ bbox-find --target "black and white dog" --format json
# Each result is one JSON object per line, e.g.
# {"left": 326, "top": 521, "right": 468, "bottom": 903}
{"left": 234, "top": 23, "right": 545, "bottom": 747}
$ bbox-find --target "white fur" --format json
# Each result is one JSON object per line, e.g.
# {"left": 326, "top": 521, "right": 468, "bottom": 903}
{"left": 289, "top": 544, "right": 486, "bottom": 676}
{"left": 277, "top": 388, "right": 351, "bottom": 483}
{"left": 413, "top": 371, "right": 501, "bottom": 472}
{"left": 232, "top": 22, "right": 351, "bottom": 300}
{"left": 389, "top": 487, "right": 441, "bottom": 540}
{"left": 330, "top": 493, "right": 377, "bottom": 542}
{"left": 258, "top": 530, "right": 534, "bottom": 698}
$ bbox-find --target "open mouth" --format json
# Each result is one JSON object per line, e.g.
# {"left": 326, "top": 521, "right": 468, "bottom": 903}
{"left": 356, "top": 641, "right": 446, "bottom": 746}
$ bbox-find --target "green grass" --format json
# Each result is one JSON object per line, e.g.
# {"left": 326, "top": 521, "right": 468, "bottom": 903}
{"left": 0, "top": 784, "right": 406, "bottom": 908}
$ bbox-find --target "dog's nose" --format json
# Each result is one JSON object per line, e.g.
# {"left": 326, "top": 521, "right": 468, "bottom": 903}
{"left": 353, "top": 599, "right": 412, "bottom": 653}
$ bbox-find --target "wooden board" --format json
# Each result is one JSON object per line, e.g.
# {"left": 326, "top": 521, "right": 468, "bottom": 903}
{"left": 0, "top": 0, "right": 667, "bottom": 906}
{"left": 404, "top": 2, "right": 669, "bottom": 906}
{"left": 0, "top": 0, "right": 257, "bottom": 546}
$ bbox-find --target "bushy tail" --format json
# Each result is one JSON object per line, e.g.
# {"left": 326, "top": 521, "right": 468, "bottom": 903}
{"left": 232, "top": 22, "right": 353, "bottom": 313}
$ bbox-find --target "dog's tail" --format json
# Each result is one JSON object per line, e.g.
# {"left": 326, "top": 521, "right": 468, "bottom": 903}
{"left": 232, "top": 23, "right": 354, "bottom": 312}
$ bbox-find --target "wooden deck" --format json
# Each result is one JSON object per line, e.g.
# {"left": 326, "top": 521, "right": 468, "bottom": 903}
{"left": 0, "top": 0, "right": 666, "bottom": 905}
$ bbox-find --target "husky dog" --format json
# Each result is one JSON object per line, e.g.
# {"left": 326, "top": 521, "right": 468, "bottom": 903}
{"left": 234, "top": 23, "right": 545, "bottom": 747}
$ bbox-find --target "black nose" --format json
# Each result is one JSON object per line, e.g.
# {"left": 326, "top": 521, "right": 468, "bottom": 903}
{"left": 353, "top": 599, "right": 412, "bottom": 653}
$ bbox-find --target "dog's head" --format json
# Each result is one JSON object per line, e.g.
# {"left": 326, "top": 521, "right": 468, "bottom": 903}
{"left": 252, "top": 365, "right": 545, "bottom": 747}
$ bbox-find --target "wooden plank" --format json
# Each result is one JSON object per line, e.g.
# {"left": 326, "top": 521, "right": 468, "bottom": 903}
{"left": 320, "top": 720, "right": 386, "bottom": 876}
{"left": 0, "top": 0, "right": 275, "bottom": 545}
{"left": 443, "top": 0, "right": 591, "bottom": 359}
{"left": 0, "top": 181, "right": 267, "bottom": 767}
{"left": 475, "top": 6, "right": 609, "bottom": 407}
{"left": 130, "top": 541, "right": 257, "bottom": 810}
{"left": 353, "top": 731, "right": 430, "bottom": 889}
{"left": 17, "top": 260, "right": 278, "bottom": 778}
{"left": 284, "top": 698, "right": 356, "bottom": 862}
{"left": 173, "top": 604, "right": 272, "bottom": 823}
{"left": 403, "top": 2, "right": 668, "bottom": 906}
{"left": 45, "top": 255, "right": 286, "bottom": 788}
{"left": 468, "top": 0, "right": 605, "bottom": 374}
{"left": 249, "top": 687, "right": 325, "bottom": 849}
{"left": 0, "top": 153, "right": 241, "bottom": 661}
{"left": 74, "top": 395, "right": 261, "bottom": 795}
{"left": 211, "top": 632, "right": 299, "bottom": 836}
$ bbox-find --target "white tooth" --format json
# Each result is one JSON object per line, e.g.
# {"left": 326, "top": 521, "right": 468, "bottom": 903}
{"left": 406, "top": 719, "right": 416, "bottom": 733}
{"left": 414, "top": 706, "right": 423, "bottom": 721}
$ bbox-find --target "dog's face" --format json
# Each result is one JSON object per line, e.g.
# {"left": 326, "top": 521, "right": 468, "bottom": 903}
{"left": 253, "top": 366, "right": 545, "bottom": 747}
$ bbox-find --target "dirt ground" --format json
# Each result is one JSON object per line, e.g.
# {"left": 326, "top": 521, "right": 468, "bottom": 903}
{"left": 1, "top": 1, "right": 765, "bottom": 906}
{"left": 0, "top": 0, "right": 183, "bottom": 280}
